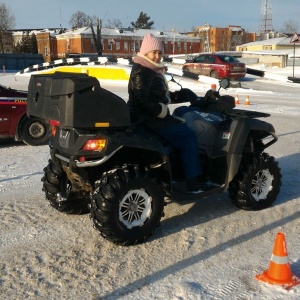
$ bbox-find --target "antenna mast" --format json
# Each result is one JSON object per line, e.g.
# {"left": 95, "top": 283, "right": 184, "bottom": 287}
{"left": 259, "top": 0, "right": 274, "bottom": 33}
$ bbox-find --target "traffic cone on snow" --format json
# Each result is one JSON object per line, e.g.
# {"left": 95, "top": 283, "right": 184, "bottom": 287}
{"left": 211, "top": 84, "right": 217, "bottom": 91}
{"left": 235, "top": 95, "right": 240, "bottom": 105}
{"left": 244, "top": 95, "right": 250, "bottom": 105}
{"left": 256, "top": 232, "right": 300, "bottom": 290}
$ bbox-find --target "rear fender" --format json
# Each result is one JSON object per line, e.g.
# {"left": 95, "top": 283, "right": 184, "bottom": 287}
{"left": 52, "top": 136, "right": 173, "bottom": 191}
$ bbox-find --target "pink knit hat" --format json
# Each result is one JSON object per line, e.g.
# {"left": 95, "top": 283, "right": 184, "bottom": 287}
{"left": 140, "top": 33, "right": 163, "bottom": 55}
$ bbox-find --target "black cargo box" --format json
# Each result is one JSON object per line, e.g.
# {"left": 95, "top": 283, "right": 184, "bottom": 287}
{"left": 27, "top": 72, "right": 131, "bottom": 128}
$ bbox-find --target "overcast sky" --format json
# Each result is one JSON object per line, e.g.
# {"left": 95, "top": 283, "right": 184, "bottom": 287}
{"left": 3, "top": 0, "right": 299, "bottom": 33}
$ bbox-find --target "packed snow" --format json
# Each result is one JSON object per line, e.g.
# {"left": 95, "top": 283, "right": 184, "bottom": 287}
{"left": 0, "top": 65, "right": 300, "bottom": 300}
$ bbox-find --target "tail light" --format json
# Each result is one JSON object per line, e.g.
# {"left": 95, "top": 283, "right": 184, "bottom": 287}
{"left": 51, "top": 125, "right": 57, "bottom": 137}
{"left": 82, "top": 138, "right": 107, "bottom": 151}
{"left": 49, "top": 120, "right": 60, "bottom": 137}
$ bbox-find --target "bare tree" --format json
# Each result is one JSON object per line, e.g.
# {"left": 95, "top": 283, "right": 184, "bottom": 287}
{"left": 104, "top": 18, "right": 123, "bottom": 28}
{"left": 281, "top": 19, "right": 298, "bottom": 34}
{"left": 69, "top": 11, "right": 96, "bottom": 28}
{"left": 90, "top": 18, "right": 103, "bottom": 56}
{"left": 0, "top": 3, "right": 15, "bottom": 53}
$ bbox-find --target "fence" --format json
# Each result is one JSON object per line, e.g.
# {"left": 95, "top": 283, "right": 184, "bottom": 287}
{"left": 0, "top": 54, "right": 43, "bottom": 71}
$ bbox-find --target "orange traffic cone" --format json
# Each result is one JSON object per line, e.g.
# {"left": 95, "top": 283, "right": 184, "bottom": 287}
{"left": 235, "top": 95, "right": 240, "bottom": 105}
{"left": 244, "top": 96, "right": 250, "bottom": 105}
{"left": 256, "top": 232, "right": 300, "bottom": 290}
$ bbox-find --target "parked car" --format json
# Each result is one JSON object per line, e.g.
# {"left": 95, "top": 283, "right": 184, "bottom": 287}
{"left": 0, "top": 84, "right": 49, "bottom": 146}
{"left": 182, "top": 54, "right": 246, "bottom": 79}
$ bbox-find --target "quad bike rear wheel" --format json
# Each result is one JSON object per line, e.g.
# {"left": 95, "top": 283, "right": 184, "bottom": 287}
{"left": 42, "top": 159, "right": 90, "bottom": 214}
{"left": 229, "top": 153, "right": 281, "bottom": 210}
{"left": 91, "top": 165, "right": 165, "bottom": 245}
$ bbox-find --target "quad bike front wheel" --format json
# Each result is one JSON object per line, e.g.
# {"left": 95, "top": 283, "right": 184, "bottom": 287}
{"left": 229, "top": 153, "right": 282, "bottom": 210}
{"left": 90, "top": 166, "right": 165, "bottom": 246}
{"left": 42, "top": 159, "right": 90, "bottom": 214}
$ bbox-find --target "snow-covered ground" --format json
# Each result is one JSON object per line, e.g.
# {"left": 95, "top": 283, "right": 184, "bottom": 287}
{"left": 0, "top": 66, "right": 300, "bottom": 300}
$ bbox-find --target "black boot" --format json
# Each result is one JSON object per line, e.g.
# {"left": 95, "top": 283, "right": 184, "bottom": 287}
{"left": 186, "top": 175, "right": 212, "bottom": 194}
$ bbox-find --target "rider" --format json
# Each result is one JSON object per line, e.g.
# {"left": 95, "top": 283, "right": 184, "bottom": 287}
{"left": 127, "top": 33, "right": 209, "bottom": 193}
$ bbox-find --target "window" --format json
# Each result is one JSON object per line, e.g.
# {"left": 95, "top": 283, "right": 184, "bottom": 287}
{"left": 116, "top": 42, "right": 120, "bottom": 50}
{"left": 184, "top": 42, "right": 187, "bottom": 52}
{"left": 163, "top": 42, "right": 168, "bottom": 52}
{"left": 124, "top": 41, "right": 128, "bottom": 51}
{"left": 107, "top": 40, "right": 112, "bottom": 50}
{"left": 205, "top": 55, "right": 215, "bottom": 63}
{"left": 45, "top": 46, "right": 48, "bottom": 56}
{"left": 194, "top": 55, "right": 205, "bottom": 63}
{"left": 135, "top": 42, "right": 140, "bottom": 51}
{"left": 177, "top": 42, "right": 181, "bottom": 52}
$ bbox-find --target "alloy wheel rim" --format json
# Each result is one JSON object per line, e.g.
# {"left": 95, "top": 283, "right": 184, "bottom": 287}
{"left": 119, "top": 189, "right": 152, "bottom": 229}
{"left": 251, "top": 169, "right": 274, "bottom": 201}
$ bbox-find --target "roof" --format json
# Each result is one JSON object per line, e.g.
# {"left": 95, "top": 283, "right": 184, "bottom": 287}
{"left": 239, "top": 36, "right": 294, "bottom": 47}
{"left": 59, "top": 27, "right": 199, "bottom": 42}
{"left": 13, "top": 28, "right": 62, "bottom": 37}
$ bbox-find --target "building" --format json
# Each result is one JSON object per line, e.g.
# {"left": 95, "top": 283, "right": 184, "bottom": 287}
{"left": 191, "top": 25, "right": 256, "bottom": 53}
{"left": 236, "top": 36, "right": 300, "bottom": 67}
{"left": 9, "top": 25, "right": 256, "bottom": 63}
{"left": 36, "top": 27, "right": 201, "bottom": 62}
{"left": 236, "top": 36, "right": 299, "bottom": 51}
{"left": 11, "top": 28, "right": 64, "bottom": 62}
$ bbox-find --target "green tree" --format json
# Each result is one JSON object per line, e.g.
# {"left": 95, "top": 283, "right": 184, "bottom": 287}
{"left": 130, "top": 12, "right": 154, "bottom": 29}
{"left": 0, "top": 3, "right": 15, "bottom": 53}
{"left": 30, "top": 32, "right": 38, "bottom": 53}
{"left": 13, "top": 32, "right": 37, "bottom": 54}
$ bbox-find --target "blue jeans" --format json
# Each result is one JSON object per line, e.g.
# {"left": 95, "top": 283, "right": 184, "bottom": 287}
{"left": 152, "top": 122, "right": 202, "bottom": 179}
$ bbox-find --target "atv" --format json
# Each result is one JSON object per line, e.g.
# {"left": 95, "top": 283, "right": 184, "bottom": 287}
{"left": 27, "top": 72, "right": 282, "bottom": 246}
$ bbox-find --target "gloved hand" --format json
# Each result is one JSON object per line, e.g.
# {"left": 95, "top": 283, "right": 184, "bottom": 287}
{"left": 190, "top": 96, "right": 206, "bottom": 108}
{"left": 171, "top": 88, "right": 198, "bottom": 104}
{"left": 204, "top": 89, "right": 219, "bottom": 102}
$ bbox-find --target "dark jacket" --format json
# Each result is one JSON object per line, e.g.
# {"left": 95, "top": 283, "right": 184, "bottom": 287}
{"left": 127, "top": 62, "right": 181, "bottom": 129}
